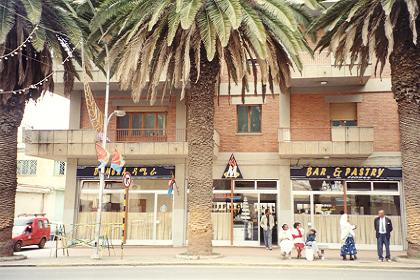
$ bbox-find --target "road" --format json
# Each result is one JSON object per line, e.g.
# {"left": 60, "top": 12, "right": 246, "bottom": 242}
{"left": 0, "top": 266, "right": 419, "bottom": 280}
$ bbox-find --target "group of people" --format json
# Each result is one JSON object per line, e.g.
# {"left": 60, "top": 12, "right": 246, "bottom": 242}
{"left": 261, "top": 209, "right": 394, "bottom": 262}
{"left": 261, "top": 209, "right": 323, "bottom": 260}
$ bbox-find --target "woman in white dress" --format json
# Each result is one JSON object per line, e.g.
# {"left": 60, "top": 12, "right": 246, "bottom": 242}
{"left": 279, "top": 224, "right": 294, "bottom": 259}
{"left": 340, "top": 212, "right": 358, "bottom": 260}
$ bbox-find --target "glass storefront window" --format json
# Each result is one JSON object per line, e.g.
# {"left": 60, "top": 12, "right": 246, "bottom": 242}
{"left": 292, "top": 180, "right": 344, "bottom": 192}
{"left": 257, "top": 181, "right": 277, "bottom": 190}
{"left": 130, "top": 179, "right": 168, "bottom": 190}
{"left": 373, "top": 182, "right": 399, "bottom": 192}
{"left": 77, "top": 179, "right": 173, "bottom": 242}
{"left": 293, "top": 195, "right": 311, "bottom": 233}
{"left": 212, "top": 193, "right": 231, "bottom": 240}
{"left": 347, "top": 182, "right": 371, "bottom": 191}
{"left": 292, "top": 179, "right": 402, "bottom": 246}
{"left": 235, "top": 181, "right": 255, "bottom": 190}
{"left": 213, "top": 179, "right": 231, "bottom": 190}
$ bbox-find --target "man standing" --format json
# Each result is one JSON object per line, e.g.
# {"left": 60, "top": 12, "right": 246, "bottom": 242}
{"left": 261, "top": 209, "right": 275, "bottom": 250}
{"left": 374, "top": 210, "right": 393, "bottom": 262}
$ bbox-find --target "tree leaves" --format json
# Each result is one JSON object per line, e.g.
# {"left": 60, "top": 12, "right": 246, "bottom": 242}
{"left": 20, "top": 0, "right": 42, "bottom": 24}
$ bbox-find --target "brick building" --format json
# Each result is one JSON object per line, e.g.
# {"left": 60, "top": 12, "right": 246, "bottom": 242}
{"left": 23, "top": 51, "right": 404, "bottom": 250}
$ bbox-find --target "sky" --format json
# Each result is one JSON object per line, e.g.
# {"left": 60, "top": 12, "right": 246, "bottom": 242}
{"left": 21, "top": 93, "right": 70, "bottom": 130}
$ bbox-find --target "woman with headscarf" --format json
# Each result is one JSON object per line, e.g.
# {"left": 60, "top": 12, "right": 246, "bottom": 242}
{"left": 340, "top": 211, "right": 358, "bottom": 260}
{"left": 279, "top": 224, "right": 294, "bottom": 259}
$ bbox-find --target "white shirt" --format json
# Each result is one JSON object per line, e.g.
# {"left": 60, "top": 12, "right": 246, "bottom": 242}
{"left": 379, "top": 217, "right": 387, "bottom": 234}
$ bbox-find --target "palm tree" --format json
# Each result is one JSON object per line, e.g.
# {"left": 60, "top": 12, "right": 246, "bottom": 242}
{"left": 310, "top": 0, "right": 419, "bottom": 257}
{"left": 0, "top": 0, "right": 84, "bottom": 257}
{"left": 90, "top": 0, "right": 319, "bottom": 255}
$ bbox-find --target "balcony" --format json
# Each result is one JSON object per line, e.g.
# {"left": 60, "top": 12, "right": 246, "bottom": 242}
{"left": 291, "top": 52, "right": 372, "bottom": 88}
{"left": 23, "top": 128, "right": 188, "bottom": 160}
{"left": 278, "top": 126, "right": 374, "bottom": 158}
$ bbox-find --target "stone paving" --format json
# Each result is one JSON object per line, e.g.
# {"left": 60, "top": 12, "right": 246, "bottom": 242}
{"left": 1, "top": 244, "right": 419, "bottom": 270}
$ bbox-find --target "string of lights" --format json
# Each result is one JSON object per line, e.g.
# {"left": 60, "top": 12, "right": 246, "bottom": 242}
{"left": 0, "top": 42, "right": 80, "bottom": 95}
{"left": 0, "top": 3, "right": 84, "bottom": 95}
{"left": 0, "top": 25, "right": 39, "bottom": 61}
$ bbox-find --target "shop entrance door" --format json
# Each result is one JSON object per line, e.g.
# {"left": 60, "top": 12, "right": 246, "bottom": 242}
{"left": 127, "top": 191, "right": 173, "bottom": 245}
{"left": 259, "top": 193, "right": 278, "bottom": 246}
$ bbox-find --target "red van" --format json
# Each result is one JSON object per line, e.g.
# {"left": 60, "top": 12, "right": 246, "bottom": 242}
{"left": 12, "top": 214, "right": 51, "bottom": 252}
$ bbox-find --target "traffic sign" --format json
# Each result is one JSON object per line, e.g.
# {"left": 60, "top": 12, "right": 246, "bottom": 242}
{"left": 122, "top": 172, "right": 132, "bottom": 188}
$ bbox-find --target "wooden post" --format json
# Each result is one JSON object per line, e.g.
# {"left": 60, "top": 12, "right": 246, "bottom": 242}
{"left": 230, "top": 179, "right": 234, "bottom": 246}
{"left": 343, "top": 181, "right": 347, "bottom": 214}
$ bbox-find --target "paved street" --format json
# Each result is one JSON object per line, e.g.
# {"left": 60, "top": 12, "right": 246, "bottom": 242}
{"left": 0, "top": 266, "right": 419, "bottom": 280}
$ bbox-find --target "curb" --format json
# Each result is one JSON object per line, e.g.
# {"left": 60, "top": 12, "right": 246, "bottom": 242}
{"left": 176, "top": 253, "right": 223, "bottom": 260}
{"left": 394, "top": 256, "right": 420, "bottom": 264}
{"left": 0, "top": 255, "right": 27, "bottom": 262}
{"left": 0, "top": 261, "right": 419, "bottom": 270}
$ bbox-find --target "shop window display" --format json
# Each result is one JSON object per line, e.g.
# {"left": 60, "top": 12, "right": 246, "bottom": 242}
{"left": 77, "top": 179, "right": 173, "bottom": 242}
{"left": 292, "top": 180, "right": 402, "bottom": 246}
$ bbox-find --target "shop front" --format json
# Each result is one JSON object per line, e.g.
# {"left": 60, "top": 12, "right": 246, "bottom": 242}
{"left": 76, "top": 165, "right": 175, "bottom": 245}
{"left": 291, "top": 166, "right": 404, "bottom": 250}
{"left": 211, "top": 179, "right": 279, "bottom": 246}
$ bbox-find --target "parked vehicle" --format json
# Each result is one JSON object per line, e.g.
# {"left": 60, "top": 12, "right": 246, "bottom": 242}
{"left": 12, "top": 214, "right": 51, "bottom": 251}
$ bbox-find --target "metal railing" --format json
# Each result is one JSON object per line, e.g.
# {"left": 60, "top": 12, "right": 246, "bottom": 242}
{"left": 115, "top": 128, "right": 186, "bottom": 142}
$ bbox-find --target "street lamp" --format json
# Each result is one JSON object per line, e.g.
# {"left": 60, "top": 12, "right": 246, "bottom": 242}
{"left": 91, "top": 109, "right": 125, "bottom": 259}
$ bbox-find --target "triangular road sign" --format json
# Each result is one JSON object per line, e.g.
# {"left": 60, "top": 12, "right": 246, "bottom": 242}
{"left": 222, "top": 154, "right": 243, "bottom": 179}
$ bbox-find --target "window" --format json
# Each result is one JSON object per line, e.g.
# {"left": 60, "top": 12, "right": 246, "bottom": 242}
{"left": 117, "top": 112, "right": 167, "bottom": 141}
{"left": 237, "top": 105, "right": 261, "bottom": 133}
{"left": 17, "top": 160, "right": 37, "bottom": 175}
{"left": 330, "top": 103, "right": 357, "bottom": 127}
{"left": 54, "top": 161, "right": 66, "bottom": 176}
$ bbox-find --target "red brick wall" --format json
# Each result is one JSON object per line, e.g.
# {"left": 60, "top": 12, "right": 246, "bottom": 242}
{"left": 357, "top": 92, "right": 400, "bottom": 151}
{"left": 290, "top": 92, "right": 400, "bottom": 152}
{"left": 214, "top": 96, "right": 279, "bottom": 152}
{"left": 80, "top": 94, "right": 177, "bottom": 142}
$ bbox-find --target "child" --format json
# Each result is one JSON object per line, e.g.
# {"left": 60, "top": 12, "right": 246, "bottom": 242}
{"left": 305, "top": 229, "right": 324, "bottom": 260}
{"left": 292, "top": 222, "right": 305, "bottom": 259}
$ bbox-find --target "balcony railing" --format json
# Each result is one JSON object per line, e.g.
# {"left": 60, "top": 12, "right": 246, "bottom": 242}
{"left": 115, "top": 128, "right": 186, "bottom": 143}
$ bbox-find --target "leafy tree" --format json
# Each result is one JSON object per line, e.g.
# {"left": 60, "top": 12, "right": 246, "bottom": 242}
{"left": 90, "top": 0, "right": 319, "bottom": 255}
{"left": 0, "top": 0, "right": 84, "bottom": 256}
{"left": 311, "top": 0, "right": 419, "bottom": 257}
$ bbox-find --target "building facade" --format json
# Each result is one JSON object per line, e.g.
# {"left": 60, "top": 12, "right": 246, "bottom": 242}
{"left": 16, "top": 135, "right": 66, "bottom": 223}
{"left": 23, "top": 51, "right": 404, "bottom": 250}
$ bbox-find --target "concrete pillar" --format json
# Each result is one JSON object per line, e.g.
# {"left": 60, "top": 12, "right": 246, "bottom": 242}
{"left": 279, "top": 90, "right": 291, "bottom": 141}
{"left": 173, "top": 162, "right": 187, "bottom": 246}
{"left": 63, "top": 158, "right": 78, "bottom": 226}
{"left": 278, "top": 161, "right": 292, "bottom": 227}
{"left": 69, "top": 91, "right": 82, "bottom": 129}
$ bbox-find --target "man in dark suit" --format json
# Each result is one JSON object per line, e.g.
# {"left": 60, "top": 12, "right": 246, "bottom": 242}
{"left": 374, "top": 210, "right": 393, "bottom": 262}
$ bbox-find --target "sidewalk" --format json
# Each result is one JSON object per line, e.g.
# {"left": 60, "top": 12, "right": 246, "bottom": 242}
{"left": 1, "top": 245, "right": 420, "bottom": 270}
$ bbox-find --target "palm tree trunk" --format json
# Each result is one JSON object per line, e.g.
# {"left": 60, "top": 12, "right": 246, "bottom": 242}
{"left": 0, "top": 96, "right": 25, "bottom": 257}
{"left": 186, "top": 48, "right": 220, "bottom": 256}
{"left": 390, "top": 6, "right": 420, "bottom": 258}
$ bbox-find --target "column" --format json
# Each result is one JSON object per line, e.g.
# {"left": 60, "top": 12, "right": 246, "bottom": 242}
{"left": 172, "top": 162, "right": 187, "bottom": 246}
{"left": 278, "top": 161, "right": 292, "bottom": 229}
{"left": 62, "top": 158, "right": 78, "bottom": 226}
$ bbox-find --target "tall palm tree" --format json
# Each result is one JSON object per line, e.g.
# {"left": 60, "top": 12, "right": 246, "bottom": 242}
{"left": 90, "top": 0, "right": 319, "bottom": 255}
{"left": 310, "top": 0, "right": 419, "bottom": 257}
{"left": 0, "top": 0, "right": 84, "bottom": 257}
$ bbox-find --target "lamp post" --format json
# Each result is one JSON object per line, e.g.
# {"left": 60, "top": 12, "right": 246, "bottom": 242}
{"left": 91, "top": 109, "right": 125, "bottom": 259}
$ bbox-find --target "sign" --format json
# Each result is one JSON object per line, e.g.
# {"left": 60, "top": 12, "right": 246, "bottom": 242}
{"left": 222, "top": 154, "right": 243, "bottom": 179}
{"left": 290, "top": 166, "right": 402, "bottom": 181}
{"left": 122, "top": 172, "right": 132, "bottom": 188}
{"left": 76, "top": 166, "right": 175, "bottom": 179}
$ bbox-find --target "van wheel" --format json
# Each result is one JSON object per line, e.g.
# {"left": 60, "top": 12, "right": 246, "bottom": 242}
{"left": 14, "top": 241, "right": 22, "bottom": 252}
{"left": 38, "top": 237, "right": 47, "bottom": 249}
